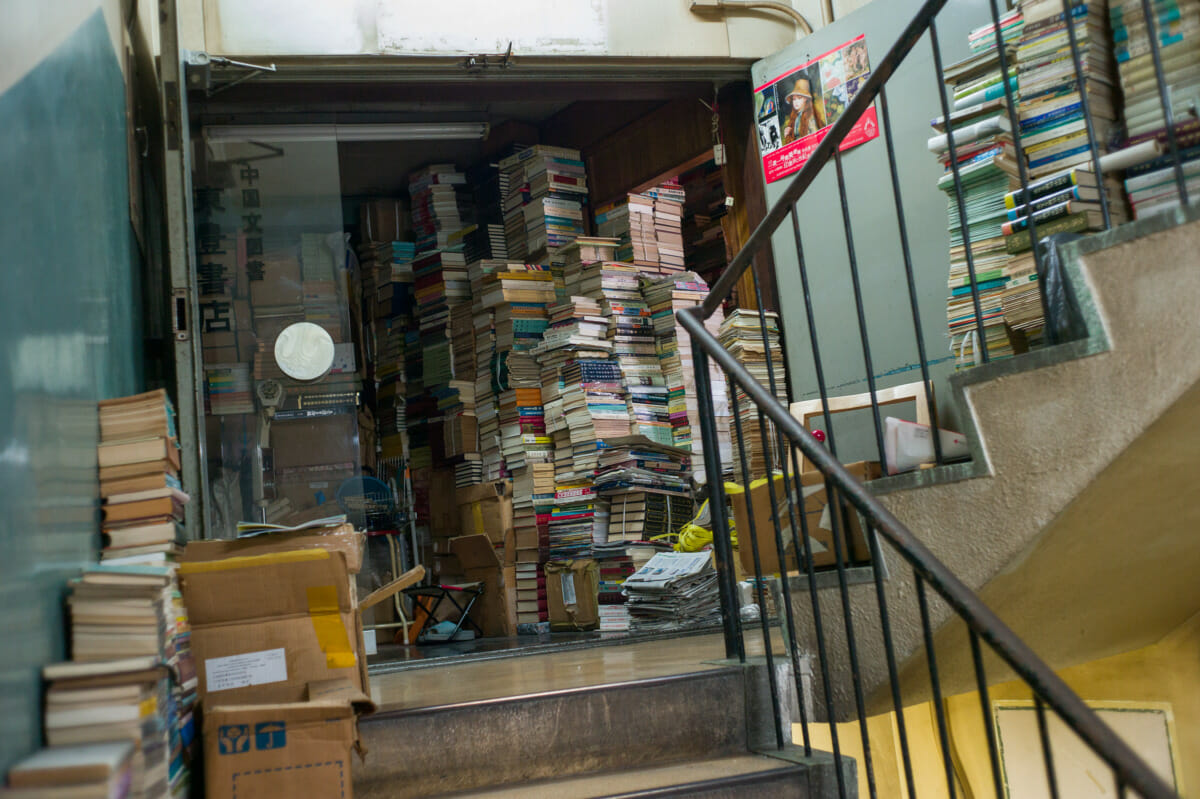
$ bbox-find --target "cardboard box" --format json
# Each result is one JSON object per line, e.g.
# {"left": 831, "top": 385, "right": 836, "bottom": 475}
{"left": 359, "top": 199, "right": 408, "bottom": 243}
{"left": 181, "top": 525, "right": 364, "bottom": 574}
{"left": 180, "top": 549, "right": 368, "bottom": 706}
{"left": 429, "top": 466, "right": 460, "bottom": 539}
{"left": 203, "top": 679, "right": 370, "bottom": 799}
{"left": 733, "top": 462, "right": 880, "bottom": 574}
{"left": 545, "top": 560, "right": 600, "bottom": 631}
{"left": 448, "top": 535, "right": 516, "bottom": 637}
{"left": 456, "top": 481, "right": 513, "bottom": 547}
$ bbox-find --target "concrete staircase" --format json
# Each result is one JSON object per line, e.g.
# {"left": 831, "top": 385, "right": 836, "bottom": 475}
{"left": 353, "top": 659, "right": 850, "bottom": 797}
{"left": 787, "top": 206, "right": 1200, "bottom": 715}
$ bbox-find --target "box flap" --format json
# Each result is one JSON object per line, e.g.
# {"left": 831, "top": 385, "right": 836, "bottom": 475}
{"left": 455, "top": 480, "right": 509, "bottom": 506}
{"left": 449, "top": 534, "right": 501, "bottom": 570}
{"left": 181, "top": 526, "right": 364, "bottom": 573}
{"left": 306, "top": 677, "right": 376, "bottom": 714}
{"left": 180, "top": 549, "right": 351, "bottom": 624}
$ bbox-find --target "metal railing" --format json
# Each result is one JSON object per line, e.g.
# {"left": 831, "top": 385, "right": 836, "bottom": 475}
{"left": 678, "top": 0, "right": 1189, "bottom": 795}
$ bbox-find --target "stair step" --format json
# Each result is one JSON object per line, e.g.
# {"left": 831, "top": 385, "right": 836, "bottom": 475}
{"left": 443, "top": 754, "right": 812, "bottom": 798}
{"left": 354, "top": 668, "right": 749, "bottom": 798}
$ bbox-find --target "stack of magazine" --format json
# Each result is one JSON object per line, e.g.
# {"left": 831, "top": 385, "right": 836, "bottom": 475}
{"left": 622, "top": 551, "right": 720, "bottom": 632}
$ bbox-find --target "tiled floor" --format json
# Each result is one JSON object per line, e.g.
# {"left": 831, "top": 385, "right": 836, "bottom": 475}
{"left": 367, "top": 630, "right": 786, "bottom": 711}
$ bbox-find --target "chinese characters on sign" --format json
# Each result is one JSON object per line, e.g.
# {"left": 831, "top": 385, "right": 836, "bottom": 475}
{"left": 755, "top": 34, "right": 879, "bottom": 183}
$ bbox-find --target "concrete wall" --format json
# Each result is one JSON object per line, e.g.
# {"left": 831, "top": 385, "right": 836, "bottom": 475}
{"left": 179, "top": 0, "right": 873, "bottom": 58}
{"left": 0, "top": 0, "right": 145, "bottom": 773}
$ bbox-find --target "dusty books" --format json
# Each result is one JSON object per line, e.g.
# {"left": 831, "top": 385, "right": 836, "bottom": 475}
{"left": 5, "top": 741, "right": 135, "bottom": 798}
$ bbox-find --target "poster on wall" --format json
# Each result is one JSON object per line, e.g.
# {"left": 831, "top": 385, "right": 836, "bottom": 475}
{"left": 755, "top": 34, "right": 879, "bottom": 183}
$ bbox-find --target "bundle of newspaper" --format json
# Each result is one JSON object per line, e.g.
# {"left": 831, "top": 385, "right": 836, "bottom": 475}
{"left": 621, "top": 551, "right": 720, "bottom": 632}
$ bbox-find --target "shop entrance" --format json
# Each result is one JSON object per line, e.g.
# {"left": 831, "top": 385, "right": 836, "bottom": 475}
{"left": 181, "top": 65, "right": 776, "bottom": 667}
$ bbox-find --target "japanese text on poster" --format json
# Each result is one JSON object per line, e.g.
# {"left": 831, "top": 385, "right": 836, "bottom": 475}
{"left": 755, "top": 34, "right": 879, "bottom": 183}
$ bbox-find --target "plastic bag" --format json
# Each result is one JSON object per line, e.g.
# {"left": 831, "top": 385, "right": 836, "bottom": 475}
{"left": 1037, "top": 232, "right": 1089, "bottom": 345}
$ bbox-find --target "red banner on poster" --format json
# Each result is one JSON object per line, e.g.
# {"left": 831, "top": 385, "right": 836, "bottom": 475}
{"left": 754, "top": 34, "right": 879, "bottom": 183}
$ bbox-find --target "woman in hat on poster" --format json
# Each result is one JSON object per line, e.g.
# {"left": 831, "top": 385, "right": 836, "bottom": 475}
{"left": 781, "top": 77, "right": 821, "bottom": 144}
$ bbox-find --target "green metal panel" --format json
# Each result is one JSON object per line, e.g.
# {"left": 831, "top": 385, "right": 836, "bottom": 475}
{"left": 753, "top": 0, "right": 992, "bottom": 456}
{"left": 0, "top": 9, "right": 143, "bottom": 772}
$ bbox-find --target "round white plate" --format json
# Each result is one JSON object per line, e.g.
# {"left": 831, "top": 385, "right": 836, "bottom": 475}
{"left": 274, "top": 322, "right": 335, "bottom": 381}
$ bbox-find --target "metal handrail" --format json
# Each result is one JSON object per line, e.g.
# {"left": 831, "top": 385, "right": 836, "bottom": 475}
{"left": 675, "top": 0, "right": 1183, "bottom": 793}
{"left": 680, "top": 306, "right": 1175, "bottom": 799}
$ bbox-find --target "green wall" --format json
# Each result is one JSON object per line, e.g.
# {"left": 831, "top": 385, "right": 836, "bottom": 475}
{"left": 0, "top": 7, "right": 143, "bottom": 772}
{"left": 752, "top": 0, "right": 993, "bottom": 459}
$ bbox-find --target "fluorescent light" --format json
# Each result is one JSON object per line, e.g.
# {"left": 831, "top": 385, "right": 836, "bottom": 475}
{"left": 204, "top": 122, "right": 490, "bottom": 143}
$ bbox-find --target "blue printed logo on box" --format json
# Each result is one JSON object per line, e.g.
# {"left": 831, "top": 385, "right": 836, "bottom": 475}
{"left": 255, "top": 721, "right": 287, "bottom": 750}
{"left": 218, "top": 725, "right": 251, "bottom": 755}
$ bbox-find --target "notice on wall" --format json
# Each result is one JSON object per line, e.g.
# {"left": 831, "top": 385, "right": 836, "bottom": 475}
{"left": 755, "top": 34, "right": 879, "bottom": 183}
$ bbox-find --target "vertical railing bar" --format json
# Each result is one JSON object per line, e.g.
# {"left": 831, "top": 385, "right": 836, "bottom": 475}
{"left": 1138, "top": 0, "right": 1190, "bottom": 205}
{"left": 748, "top": 273, "right": 817, "bottom": 756}
{"left": 1034, "top": 695, "right": 1063, "bottom": 799}
{"left": 985, "top": 0, "right": 1047, "bottom": 300}
{"left": 866, "top": 525, "right": 919, "bottom": 798}
{"left": 1059, "top": 0, "right": 1112, "bottom": 229}
{"left": 970, "top": 630, "right": 1005, "bottom": 799}
{"left": 916, "top": 574, "right": 959, "bottom": 799}
{"left": 785, "top": 209, "right": 849, "bottom": 796}
{"left": 832, "top": 148, "right": 890, "bottom": 474}
{"left": 878, "top": 85, "right": 944, "bottom": 464}
{"left": 729, "top": 381, "right": 786, "bottom": 749}
{"left": 929, "top": 19, "right": 991, "bottom": 364}
{"left": 822, "top": 475, "right": 879, "bottom": 798}
{"left": 1115, "top": 773, "right": 1128, "bottom": 798}
{"left": 692, "top": 344, "right": 745, "bottom": 662}
{"left": 789, "top": 206, "right": 841, "bottom": 457}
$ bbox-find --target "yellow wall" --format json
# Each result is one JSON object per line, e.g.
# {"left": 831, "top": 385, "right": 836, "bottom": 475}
{"left": 796, "top": 612, "right": 1198, "bottom": 797}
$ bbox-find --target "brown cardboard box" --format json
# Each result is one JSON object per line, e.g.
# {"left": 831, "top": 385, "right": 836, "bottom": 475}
{"left": 733, "top": 462, "right": 880, "bottom": 574}
{"left": 203, "top": 681, "right": 368, "bottom": 799}
{"left": 448, "top": 535, "right": 516, "bottom": 637}
{"left": 429, "top": 466, "right": 460, "bottom": 539}
{"left": 181, "top": 525, "right": 364, "bottom": 574}
{"left": 456, "top": 481, "right": 513, "bottom": 546}
{"left": 545, "top": 560, "right": 600, "bottom": 631}
{"left": 179, "top": 549, "right": 367, "bottom": 706}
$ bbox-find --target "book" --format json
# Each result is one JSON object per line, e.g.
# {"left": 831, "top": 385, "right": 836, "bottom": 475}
{"left": 1004, "top": 210, "right": 1092, "bottom": 253}
{"left": 1003, "top": 167, "right": 1097, "bottom": 207}
{"left": 96, "top": 437, "right": 180, "bottom": 469}
{"left": 5, "top": 741, "right": 133, "bottom": 788}
{"left": 1000, "top": 199, "right": 1102, "bottom": 233}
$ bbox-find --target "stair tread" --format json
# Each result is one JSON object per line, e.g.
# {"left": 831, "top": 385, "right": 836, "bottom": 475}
{"left": 444, "top": 754, "right": 801, "bottom": 798}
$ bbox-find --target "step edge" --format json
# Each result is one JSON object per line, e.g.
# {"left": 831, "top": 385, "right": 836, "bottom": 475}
{"left": 601, "top": 761, "right": 809, "bottom": 799}
{"left": 363, "top": 666, "right": 744, "bottom": 721}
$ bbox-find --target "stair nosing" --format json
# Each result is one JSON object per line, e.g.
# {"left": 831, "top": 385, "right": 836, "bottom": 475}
{"left": 600, "top": 761, "right": 808, "bottom": 799}
{"left": 364, "top": 666, "right": 743, "bottom": 720}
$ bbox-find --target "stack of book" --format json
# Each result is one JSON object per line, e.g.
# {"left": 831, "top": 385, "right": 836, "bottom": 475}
{"left": 558, "top": 237, "right": 622, "bottom": 298}
{"left": 645, "top": 182, "right": 687, "bottom": 272}
{"left": 409, "top": 164, "right": 470, "bottom": 252}
{"left": 99, "top": 391, "right": 186, "bottom": 564}
{"left": 203, "top": 363, "right": 254, "bottom": 415}
{"left": 593, "top": 199, "right": 634, "bottom": 262}
{"left": 548, "top": 482, "right": 602, "bottom": 560}
{"left": 596, "top": 265, "right": 672, "bottom": 446}
{"left": 499, "top": 145, "right": 588, "bottom": 260}
{"left": 641, "top": 273, "right": 732, "bottom": 470}
{"left": 1112, "top": 0, "right": 1200, "bottom": 217}
{"left": 594, "top": 436, "right": 693, "bottom": 544}
{"left": 968, "top": 4, "right": 1026, "bottom": 55}
{"left": 1015, "top": 0, "right": 1119, "bottom": 179}
{"left": 719, "top": 310, "right": 789, "bottom": 476}
{"left": 467, "top": 161, "right": 511, "bottom": 260}
{"left": 932, "top": 42, "right": 1023, "bottom": 366}
{"left": 54, "top": 560, "right": 197, "bottom": 797}
{"left": 628, "top": 194, "right": 659, "bottom": 267}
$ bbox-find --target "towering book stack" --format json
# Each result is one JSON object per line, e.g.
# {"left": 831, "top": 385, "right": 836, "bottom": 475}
{"left": 593, "top": 199, "right": 634, "bottom": 262}
{"left": 628, "top": 194, "right": 659, "bottom": 268}
{"left": 499, "top": 145, "right": 588, "bottom": 260}
{"left": 469, "top": 266, "right": 502, "bottom": 481}
{"left": 588, "top": 263, "right": 672, "bottom": 445}
{"left": 467, "top": 161, "right": 511, "bottom": 260}
{"left": 594, "top": 436, "right": 693, "bottom": 544}
{"left": 371, "top": 242, "right": 416, "bottom": 463}
{"left": 641, "top": 273, "right": 732, "bottom": 471}
{"left": 1111, "top": 0, "right": 1200, "bottom": 217}
{"left": 444, "top": 303, "right": 479, "bottom": 460}
{"left": 409, "top": 164, "right": 470, "bottom": 251}
{"left": 558, "top": 237, "right": 622, "bottom": 298}
{"left": 99, "top": 391, "right": 186, "bottom": 564}
{"left": 932, "top": 44, "right": 1023, "bottom": 366}
{"left": 719, "top": 310, "right": 789, "bottom": 477}
{"left": 1015, "top": 0, "right": 1120, "bottom": 179}
{"left": 645, "top": 181, "right": 687, "bottom": 272}
{"left": 54, "top": 562, "right": 198, "bottom": 797}
{"left": 4, "top": 741, "right": 136, "bottom": 799}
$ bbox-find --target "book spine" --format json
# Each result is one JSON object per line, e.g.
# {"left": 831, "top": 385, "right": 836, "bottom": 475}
{"left": 1001, "top": 200, "right": 1075, "bottom": 235}
{"left": 953, "top": 77, "right": 1018, "bottom": 110}
{"left": 1004, "top": 211, "right": 1091, "bottom": 253}
{"left": 1005, "top": 170, "right": 1082, "bottom": 207}
{"left": 1006, "top": 186, "right": 1083, "bottom": 219}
